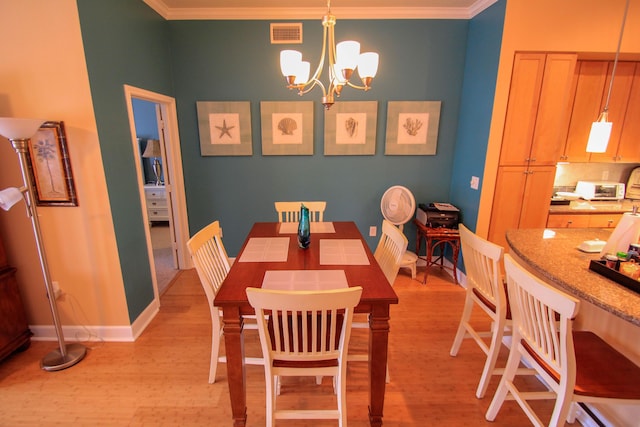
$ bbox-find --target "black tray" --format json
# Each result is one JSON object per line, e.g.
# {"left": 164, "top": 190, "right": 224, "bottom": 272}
{"left": 589, "top": 260, "right": 640, "bottom": 295}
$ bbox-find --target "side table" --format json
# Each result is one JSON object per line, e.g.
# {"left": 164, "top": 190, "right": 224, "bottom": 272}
{"left": 413, "top": 219, "right": 460, "bottom": 284}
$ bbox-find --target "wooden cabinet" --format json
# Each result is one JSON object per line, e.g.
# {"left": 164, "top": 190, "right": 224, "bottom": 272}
{"left": 589, "top": 62, "right": 637, "bottom": 163}
{"left": 144, "top": 185, "right": 169, "bottom": 223}
{"left": 547, "top": 213, "right": 622, "bottom": 229}
{"left": 488, "top": 166, "right": 556, "bottom": 249}
{"left": 616, "top": 64, "right": 640, "bottom": 163}
{"left": 499, "top": 53, "right": 577, "bottom": 167}
{"left": 0, "top": 232, "right": 31, "bottom": 362}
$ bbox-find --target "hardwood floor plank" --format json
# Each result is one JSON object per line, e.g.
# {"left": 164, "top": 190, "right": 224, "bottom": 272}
{"left": 0, "top": 268, "right": 558, "bottom": 426}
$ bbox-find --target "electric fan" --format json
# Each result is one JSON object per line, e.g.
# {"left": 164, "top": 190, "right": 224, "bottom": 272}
{"left": 380, "top": 185, "right": 418, "bottom": 279}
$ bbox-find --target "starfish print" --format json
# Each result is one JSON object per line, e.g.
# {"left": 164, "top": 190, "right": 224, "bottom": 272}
{"left": 215, "top": 119, "right": 235, "bottom": 139}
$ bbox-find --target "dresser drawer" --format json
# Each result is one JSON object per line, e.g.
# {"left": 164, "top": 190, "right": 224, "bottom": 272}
{"left": 148, "top": 208, "right": 169, "bottom": 221}
{"left": 145, "top": 187, "right": 166, "bottom": 201}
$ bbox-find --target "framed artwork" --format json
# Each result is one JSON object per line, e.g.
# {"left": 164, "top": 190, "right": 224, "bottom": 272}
{"left": 27, "top": 121, "right": 78, "bottom": 206}
{"left": 196, "top": 101, "right": 252, "bottom": 156}
{"left": 260, "top": 101, "right": 314, "bottom": 156}
{"left": 385, "top": 101, "right": 441, "bottom": 155}
{"left": 324, "top": 101, "right": 377, "bottom": 156}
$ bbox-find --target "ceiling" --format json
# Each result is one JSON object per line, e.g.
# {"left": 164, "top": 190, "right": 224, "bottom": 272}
{"left": 142, "top": 0, "right": 497, "bottom": 20}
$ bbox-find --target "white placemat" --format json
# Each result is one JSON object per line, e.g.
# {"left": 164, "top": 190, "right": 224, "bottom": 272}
{"left": 262, "top": 270, "right": 348, "bottom": 291}
{"left": 238, "top": 237, "right": 289, "bottom": 262}
{"left": 319, "top": 239, "right": 370, "bottom": 265}
{"left": 278, "top": 222, "right": 336, "bottom": 234}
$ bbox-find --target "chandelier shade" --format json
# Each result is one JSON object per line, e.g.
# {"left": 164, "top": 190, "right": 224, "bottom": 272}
{"left": 0, "top": 117, "right": 45, "bottom": 140}
{"left": 278, "top": 1, "right": 379, "bottom": 109}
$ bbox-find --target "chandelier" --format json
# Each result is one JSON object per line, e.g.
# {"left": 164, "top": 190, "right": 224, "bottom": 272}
{"left": 278, "top": 1, "right": 379, "bottom": 110}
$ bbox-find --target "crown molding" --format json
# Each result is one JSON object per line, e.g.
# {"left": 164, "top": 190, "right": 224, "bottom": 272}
{"left": 143, "top": 0, "right": 497, "bottom": 20}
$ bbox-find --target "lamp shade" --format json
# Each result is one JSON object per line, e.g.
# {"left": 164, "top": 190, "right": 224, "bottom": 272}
{"left": 586, "top": 118, "right": 612, "bottom": 153}
{"left": 336, "top": 41, "right": 360, "bottom": 70}
{"left": 358, "top": 52, "right": 379, "bottom": 79}
{"left": 142, "top": 139, "right": 161, "bottom": 158}
{"left": 0, "top": 117, "right": 45, "bottom": 140}
{"left": 280, "top": 50, "right": 302, "bottom": 77}
{"left": 0, "top": 187, "right": 24, "bottom": 211}
{"left": 294, "top": 61, "right": 311, "bottom": 85}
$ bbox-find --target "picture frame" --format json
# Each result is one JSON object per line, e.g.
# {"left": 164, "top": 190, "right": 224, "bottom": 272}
{"left": 324, "top": 101, "right": 377, "bottom": 156}
{"left": 196, "top": 101, "right": 253, "bottom": 156}
{"left": 385, "top": 101, "right": 441, "bottom": 155}
{"left": 27, "top": 121, "right": 78, "bottom": 206}
{"left": 260, "top": 101, "right": 314, "bottom": 156}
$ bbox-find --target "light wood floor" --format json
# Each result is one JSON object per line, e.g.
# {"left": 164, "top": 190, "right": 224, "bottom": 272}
{"left": 0, "top": 267, "right": 559, "bottom": 426}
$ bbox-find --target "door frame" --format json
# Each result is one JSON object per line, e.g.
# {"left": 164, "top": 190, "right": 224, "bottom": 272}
{"left": 123, "top": 85, "right": 192, "bottom": 299}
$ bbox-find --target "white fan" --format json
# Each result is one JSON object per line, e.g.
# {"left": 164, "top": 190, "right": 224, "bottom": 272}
{"left": 380, "top": 185, "right": 419, "bottom": 280}
{"left": 380, "top": 185, "right": 416, "bottom": 229}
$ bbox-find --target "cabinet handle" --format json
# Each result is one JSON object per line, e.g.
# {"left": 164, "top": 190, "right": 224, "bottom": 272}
{"left": 530, "top": 157, "right": 536, "bottom": 162}
{"left": 567, "top": 221, "right": 573, "bottom": 226}
{"left": 608, "top": 219, "right": 614, "bottom": 226}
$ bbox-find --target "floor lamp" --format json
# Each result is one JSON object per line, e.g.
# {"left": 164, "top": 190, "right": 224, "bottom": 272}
{"left": 0, "top": 117, "right": 86, "bottom": 371}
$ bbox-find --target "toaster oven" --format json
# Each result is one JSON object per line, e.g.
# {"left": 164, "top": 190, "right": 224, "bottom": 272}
{"left": 574, "top": 181, "right": 625, "bottom": 201}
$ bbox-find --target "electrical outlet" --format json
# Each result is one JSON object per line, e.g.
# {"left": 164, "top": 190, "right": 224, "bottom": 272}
{"left": 52, "top": 281, "right": 63, "bottom": 300}
{"left": 602, "top": 170, "right": 609, "bottom": 181}
{"left": 369, "top": 226, "right": 377, "bottom": 237}
{"left": 470, "top": 176, "right": 480, "bottom": 190}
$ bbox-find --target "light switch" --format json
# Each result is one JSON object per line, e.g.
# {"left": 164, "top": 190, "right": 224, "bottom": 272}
{"left": 470, "top": 176, "right": 480, "bottom": 190}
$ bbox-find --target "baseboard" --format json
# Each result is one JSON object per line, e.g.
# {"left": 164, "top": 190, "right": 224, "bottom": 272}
{"left": 29, "top": 297, "right": 160, "bottom": 343}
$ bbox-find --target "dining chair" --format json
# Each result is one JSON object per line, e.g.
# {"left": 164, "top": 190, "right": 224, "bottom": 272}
{"left": 246, "top": 286, "right": 363, "bottom": 427}
{"left": 349, "top": 219, "right": 407, "bottom": 382}
{"left": 274, "top": 201, "right": 326, "bottom": 222}
{"left": 486, "top": 254, "right": 640, "bottom": 427}
{"left": 449, "top": 223, "right": 511, "bottom": 398}
{"left": 186, "top": 220, "right": 262, "bottom": 384}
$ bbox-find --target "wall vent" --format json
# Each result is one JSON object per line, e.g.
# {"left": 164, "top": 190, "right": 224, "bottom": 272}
{"left": 270, "top": 23, "right": 302, "bottom": 44}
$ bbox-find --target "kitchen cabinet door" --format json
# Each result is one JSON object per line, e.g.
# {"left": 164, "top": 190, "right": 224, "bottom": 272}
{"left": 590, "top": 62, "right": 637, "bottom": 163}
{"left": 529, "top": 54, "right": 577, "bottom": 165}
{"left": 488, "top": 166, "right": 556, "bottom": 249}
{"left": 617, "top": 64, "right": 640, "bottom": 163}
{"left": 588, "top": 213, "right": 622, "bottom": 228}
{"left": 499, "top": 53, "right": 546, "bottom": 166}
{"left": 562, "top": 61, "right": 609, "bottom": 163}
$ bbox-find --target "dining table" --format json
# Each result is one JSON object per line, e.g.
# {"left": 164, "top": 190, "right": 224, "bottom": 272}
{"left": 214, "top": 221, "right": 399, "bottom": 427}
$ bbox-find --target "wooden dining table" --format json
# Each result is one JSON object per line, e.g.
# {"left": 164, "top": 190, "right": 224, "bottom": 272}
{"left": 214, "top": 221, "right": 399, "bottom": 426}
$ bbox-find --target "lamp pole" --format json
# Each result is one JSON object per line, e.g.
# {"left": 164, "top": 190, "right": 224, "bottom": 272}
{"left": 8, "top": 137, "right": 86, "bottom": 371}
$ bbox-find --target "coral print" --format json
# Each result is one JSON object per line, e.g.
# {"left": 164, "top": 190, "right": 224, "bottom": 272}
{"left": 403, "top": 117, "right": 423, "bottom": 136}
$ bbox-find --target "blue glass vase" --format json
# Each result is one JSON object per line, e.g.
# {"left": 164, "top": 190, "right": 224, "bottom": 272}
{"left": 297, "top": 204, "right": 311, "bottom": 249}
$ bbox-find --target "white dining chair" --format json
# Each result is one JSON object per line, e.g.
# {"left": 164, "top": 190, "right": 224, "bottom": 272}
{"left": 186, "top": 220, "right": 262, "bottom": 383}
{"left": 349, "top": 219, "right": 407, "bottom": 382}
{"left": 486, "top": 254, "right": 640, "bottom": 426}
{"left": 449, "top": 223, "right": 511, "bottom": 398}
{"left": 246, "top": 286, "right": 362, "bottom": 427}
{"left": 274, "top": 201, "right": 326, "bottom": 222}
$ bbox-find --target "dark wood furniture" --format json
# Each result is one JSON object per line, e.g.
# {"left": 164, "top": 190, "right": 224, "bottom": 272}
{"left": 0, "top": 230, "right": 31, "bottom": 362}
{"left": 414, "top": 219, "right": 460, "bottom": 284}
{"left": 214, "top": 221, "right": 398, "bottom": 427}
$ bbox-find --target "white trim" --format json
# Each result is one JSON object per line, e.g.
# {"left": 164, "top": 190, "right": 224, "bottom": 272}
{"left": 29, "top": 299, "right": 160, "bottom": 342}
{"left": 143, "top": 1, "right": 497, "bottom": 20}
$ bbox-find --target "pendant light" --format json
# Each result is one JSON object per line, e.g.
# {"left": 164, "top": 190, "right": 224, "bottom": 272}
{"left": 586, "top": 0, "right": 630, "bottom": 153}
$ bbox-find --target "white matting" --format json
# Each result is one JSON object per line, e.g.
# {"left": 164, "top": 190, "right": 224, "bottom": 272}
{"left": 319, "top": 239, "right": 370, "bottom": 265}
{"left": 238, "top": 237, "right": 289, "bottom": 262}
{"left": 262, "top": 270, "right": 348, "bottom": 291}
{"left": 278, "top": 222, "right": 336, "bottom": 234}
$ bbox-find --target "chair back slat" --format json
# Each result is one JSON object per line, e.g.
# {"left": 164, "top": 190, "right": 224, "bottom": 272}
{"left": 247, "top": 287, "right": 362, "bottom": 363}
{"left": 504, "top": 254, "right": 579, "bottom": 379}
{"left": 274, "top": 201, "right": 326, "bottom": 222}
{"left": 374, "top": 219, "right": 408, "bottom": 286}
{"left": 459, "top": 224, "right": 505, "bottom": 312}
{"left": 187, "top": 220, "right": 231, "bottom": 308}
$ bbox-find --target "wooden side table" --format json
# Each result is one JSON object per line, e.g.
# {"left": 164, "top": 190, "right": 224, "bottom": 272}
{"left": 413, "top": 219, "right": 460, "bottom": 284}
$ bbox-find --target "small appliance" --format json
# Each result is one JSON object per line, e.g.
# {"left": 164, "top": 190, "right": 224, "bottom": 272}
{"left": 574, "top": 181, "right": 625, "bottom": 201}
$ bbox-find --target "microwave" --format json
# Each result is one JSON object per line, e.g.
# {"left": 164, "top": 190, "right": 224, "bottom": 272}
{"left": 575, "top": 181, "right": 625, "bottom": 201}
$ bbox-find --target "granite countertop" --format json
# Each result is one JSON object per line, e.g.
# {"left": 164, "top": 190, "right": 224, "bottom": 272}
{"left": 549, "top": 199, "right": 639, "bottom": 214}
{"left": 506, "top": 228, "right": 640, "bottom": 326}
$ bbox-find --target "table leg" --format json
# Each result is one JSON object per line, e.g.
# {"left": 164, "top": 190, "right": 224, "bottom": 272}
{"left": 222, "top": 307, "right": 247, "bottom": 427}
{"left": 422, "top": 236, "right": 433, "bottom": 284}
{"left": 368, "top": 303, "right": 391, "bottom": 427}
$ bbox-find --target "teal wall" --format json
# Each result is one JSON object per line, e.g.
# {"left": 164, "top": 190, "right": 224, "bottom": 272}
{"left": 170, "top": 19, "right": 468, "bottom": 255}
{"left": 450, "top": 1, "right": 506, "bottom": 231}
{"left": 76, "top": 0, "right": 174, "bottom": 322}
{"left": 76, "top": 0, "right": 504, "bottom": 322}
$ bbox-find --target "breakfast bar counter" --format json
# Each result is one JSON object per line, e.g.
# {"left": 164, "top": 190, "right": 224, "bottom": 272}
{"left": 506, "top": 227, "right": 640, "bottom": 426}
{"left": 506, "top": 228, "right": 640, "bottom": 326}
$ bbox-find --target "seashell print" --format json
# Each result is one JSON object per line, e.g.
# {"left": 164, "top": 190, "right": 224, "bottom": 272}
{"left": 278, "top": 117, "right": 297, "bottom": 135}
{"left": 345, "top": 117, "right": 358, "bottom": 138}
{"left": 403, "top": 117, "right": 423, "bottom": 136}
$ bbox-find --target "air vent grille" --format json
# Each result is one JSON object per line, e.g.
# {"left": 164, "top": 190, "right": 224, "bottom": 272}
{"left": 270, "top": 23, "right": 302, "bottom": 44}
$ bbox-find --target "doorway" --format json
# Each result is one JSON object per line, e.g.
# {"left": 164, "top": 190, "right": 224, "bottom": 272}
{"left": 124, "top": 85, "right": 191, "bottom": 300}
